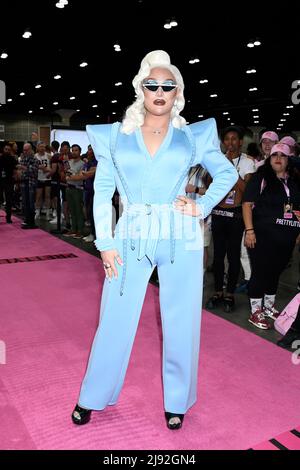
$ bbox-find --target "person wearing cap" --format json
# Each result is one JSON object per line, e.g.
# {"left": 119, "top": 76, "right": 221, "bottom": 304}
{"left": 71, "top": 50, "right": 238, "bottom": 430}
{"left": 242, "top": 143, "right": 300, "bottom": 329}
{"left": 280, "top": 135, "right": 297, "bottom": 157}
{"left": 256, "top": 131, "right": 279, "bottom": 169}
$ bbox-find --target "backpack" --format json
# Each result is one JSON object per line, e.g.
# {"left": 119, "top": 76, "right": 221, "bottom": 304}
{"left": 274, "top": 293, "right": 300, "bottom": 335}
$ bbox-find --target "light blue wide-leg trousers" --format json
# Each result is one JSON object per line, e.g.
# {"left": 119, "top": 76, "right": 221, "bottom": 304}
{"left": 78, "top": 236, "right": 203, "bottom": 414}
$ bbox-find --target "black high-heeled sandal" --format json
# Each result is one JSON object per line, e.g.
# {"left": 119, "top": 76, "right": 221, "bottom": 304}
{"left": 165, "top": 412, "right": 184, "bottom": 430}
{"left": 71, "top": 404, "right": 92, "bottom": 425}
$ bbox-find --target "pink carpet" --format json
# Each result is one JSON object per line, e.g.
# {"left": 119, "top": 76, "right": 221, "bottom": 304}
{"left": 1, "top": 212, "right": 300, "bottom": 450}
{"left": 252, "top": 427, "right": 300, "bottom": 450}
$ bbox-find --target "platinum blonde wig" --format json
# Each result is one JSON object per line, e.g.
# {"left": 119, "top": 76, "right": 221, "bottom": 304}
{"left": 121, "top": 50, "right": 186, "bottom": 134}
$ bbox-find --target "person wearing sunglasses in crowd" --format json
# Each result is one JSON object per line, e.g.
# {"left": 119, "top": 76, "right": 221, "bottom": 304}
{"left": 243, "top": 143, "right": 300, "bottom": 329}
{"left": 71, "top": 50, "right": 238, "bottom": 430}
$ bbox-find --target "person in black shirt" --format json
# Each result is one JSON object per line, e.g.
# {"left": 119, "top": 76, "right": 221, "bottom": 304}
{"left": 243, "top": 143, "right": 300, "bottom": 330}
{"left": 0, "top": 142, "right": 18, "bottom": 223}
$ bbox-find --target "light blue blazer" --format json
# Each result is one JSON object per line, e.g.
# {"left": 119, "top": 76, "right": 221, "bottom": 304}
{"left": 87, "top": 118, "right": 238, "bottom": 295}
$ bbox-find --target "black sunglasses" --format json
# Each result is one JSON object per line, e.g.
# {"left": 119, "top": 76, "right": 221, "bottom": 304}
{"left": 142, "top": 83, "right": 178, "bottom": 92}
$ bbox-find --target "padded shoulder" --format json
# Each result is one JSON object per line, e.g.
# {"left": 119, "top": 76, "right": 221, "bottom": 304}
{"left": 188, "top": 118, "right": 217, "bottom": 138}
{"left": 86, "top": 124, "right": 114, "bottom": 160}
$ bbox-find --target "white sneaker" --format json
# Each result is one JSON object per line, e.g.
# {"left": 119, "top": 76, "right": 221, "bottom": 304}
{"left": 263, "top": 305, "right": 280, "bottom": 320}
{"left": 35, "top": 210, "right": 41, "bottom": 219}
{"left": 83, "top": 234, "right": 95, "bottom": 242}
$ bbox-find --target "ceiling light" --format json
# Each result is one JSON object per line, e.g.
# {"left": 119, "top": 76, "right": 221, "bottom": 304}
{"left": 254, "top": 121, "right": 259, "bottom": 124}
{"left": 164, "top": 19, "right": 178, "bottom": 29}
{"left": 286, "top": 105, "right": 294, "bottom": 109}
{"left": 28, "top": 110, "right": 33, "bottom": 114}
{"left": 40, "top": 107, "right": 44, "bottom": 110}
{"left": 22, "top": 30, "right": 32, "bottom": 39}
{"left": 199, "top": 79, "right": 208, "bottom": 84}
{"left": 253, "top": 115, "right": 259, "bottom": 118}
{"left": 92, "top": 104, "right": 98, "bottom": 108}
{"left": 252, "top": 108, "right": 259, "bottom": 112}
{"left": 54, "top": 75, "right": 62, "bottom": 80}
{"left": 76, "top": 109, "right": 80, "bottom": 112}
{"left": 280, "top": 119, "right": 286, "bottom": 122}
{"left": 80, "top": 62, "right": 88, "bottom": 68}
{"left": 189, "top": 58, "right": 200, "bottom": 64}
{"left": 246, "top": 69, "right": 257, "bottom": 74}
{"left": 114, "top": 82, "right": 122, "bottom": 86}
{"left": 69, "top": 96, "right": 76, "bottom": 100}
{"left": 35, "top": 84, "right": 42, "bottom": 89}
{"left": 112, "top": 112, "right": 116, "bottom": 115}
{"left": 230, "top": 123, "right": 235, "bottom": 125}
{"left": 111, "top": 100, "right": 117, "bottom": 103}
{"left": 53, "top": 102, "right": 59, "bottom": 105}
{"left": 19, "top": 92, "right": 25, "bottom": 96}
{"left": 56, "top": 0, "right": 68, "bottom": 8}
{"left": 248, "top": 40, "right": 261, "bottom": 47}
{"left": 96, "top": 115, "right": 100, "bottom": 118}
{"left": 89, "top": 90, "right": 96, "bottom": 94}
{"left": 227, "top": 118, "right": 231, "bottom": 121}
{"left": 210, "top": 94, "right": 218, "bottom": 98}
{"left": 1, "top": 52, "right": 8, "bottom": 59}
{"left": 7, "top": 98, "right": 12, "bottom": 102}
{"left": 198, "top": 115, "right": 204, "bottom": 118}
{"left": 283, "top": 113, "right": 290, "bottom": 116}
{"left": 249, "top": 87, "right": 258, "bottom": 91}
{"left": 223, "top": 112, "right": 229, "bottom": 115}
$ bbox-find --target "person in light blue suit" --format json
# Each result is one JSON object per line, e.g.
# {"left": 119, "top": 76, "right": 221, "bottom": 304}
{"left": 72, "top": 50, "right": 238, "bottom": 430}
